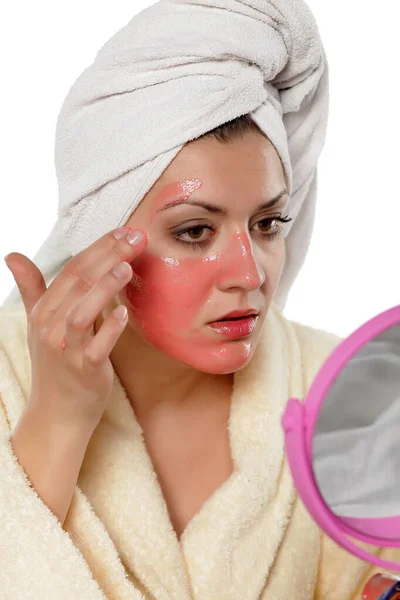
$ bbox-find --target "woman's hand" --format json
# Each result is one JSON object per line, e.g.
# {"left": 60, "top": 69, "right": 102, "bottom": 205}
{"left": 5, "top": 226, "right": 146, "bottom": 524}
{"left": 5, "top": 226, "right": 146, "bottom": 430}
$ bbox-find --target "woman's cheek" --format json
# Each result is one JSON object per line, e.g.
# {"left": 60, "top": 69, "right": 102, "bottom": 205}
{"left": 123, "top": 247, "right": 263, "bottom": 374}
{"left": 124, "top": 252, "right": 213, "bottom": 339}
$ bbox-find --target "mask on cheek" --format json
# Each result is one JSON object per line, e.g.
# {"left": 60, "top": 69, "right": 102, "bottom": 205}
{"left": 124, "top": 246, "right": 257, "bottom": 374}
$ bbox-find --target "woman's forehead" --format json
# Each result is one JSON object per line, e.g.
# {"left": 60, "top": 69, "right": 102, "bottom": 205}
{"left": 127, "top": 135, "right": 286, "bottom": 224}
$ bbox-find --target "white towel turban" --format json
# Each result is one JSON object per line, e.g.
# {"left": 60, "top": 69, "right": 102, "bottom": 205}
{"left": 2, "top": 0, "right": 329, "bottom": 312}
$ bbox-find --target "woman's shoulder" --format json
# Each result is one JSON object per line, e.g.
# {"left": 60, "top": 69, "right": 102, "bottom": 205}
{"left": 290, "top": 317, "right": 343, "bottom": 352}
{"left": 271, "top": 300, "right": 343, "bottom": 353}
{"left": 270, "top": 303, "right": 344, "bottom": 384}
{"left": 0, "top": 306, "right": 29, "bottom": 355}
{"left": 291, "top": 317, "right": 343, "bottom": 383}
{"left": 0, "top": 307, "right": 30, "bottom": 410}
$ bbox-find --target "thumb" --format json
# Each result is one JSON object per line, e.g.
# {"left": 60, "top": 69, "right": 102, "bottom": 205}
{"left": 4, "top": 253, "right": 47, "bottom": 319}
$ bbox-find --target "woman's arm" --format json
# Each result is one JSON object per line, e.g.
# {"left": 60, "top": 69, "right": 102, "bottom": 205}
{"left": 10, "top": 398, "right": 96, "bottom": 525}
{"left": 0, "top": 394, "right": 106, "bottom": 598}
{"left": 0, "top": 392, "right": 146, "bottom": 599}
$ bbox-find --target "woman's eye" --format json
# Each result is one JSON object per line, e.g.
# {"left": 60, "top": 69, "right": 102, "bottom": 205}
{"left": 255, "top": 218, "right": 280, "bottom": 234}
{"left": 172, "top": 215, "right": 292, "bottom": 251}
{"left": 182, "top": 225, "right": 207, "bottom": 240}
{"left": 172, "top": 225, "right": 213, "bottom": 250}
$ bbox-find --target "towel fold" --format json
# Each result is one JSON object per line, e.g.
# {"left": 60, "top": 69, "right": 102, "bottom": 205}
{"left": 2, "top": 0, "right": 329, "bottom": 312}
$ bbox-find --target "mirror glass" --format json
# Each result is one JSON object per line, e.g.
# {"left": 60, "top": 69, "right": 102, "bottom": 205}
{"left": 312, "top": 321, "right": 400, "bottom": 539}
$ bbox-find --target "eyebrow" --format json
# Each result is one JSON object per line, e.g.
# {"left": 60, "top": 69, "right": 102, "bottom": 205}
{"left": 156, "top": 188, "right": 289, "bottom": 215}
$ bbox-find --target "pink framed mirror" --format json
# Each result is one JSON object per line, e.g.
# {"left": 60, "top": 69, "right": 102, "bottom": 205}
{"left": 282, "top": 304, "right": 400, "bottom": 571}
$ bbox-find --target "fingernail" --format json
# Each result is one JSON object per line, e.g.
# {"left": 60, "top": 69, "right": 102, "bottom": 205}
{"left": 127, "top": 230, "right": 145, "bottom": 246}
{"left": 114, "top": 305, "right": 128, "bottom": 322}
{"left": 112, "top": 262, "right": 131, "bottom": 279}
{"left": 4, "top": 255, "right": 11, "bottom": 268}
{"left": 113, "top": 226, "right": 132, "bottom": 240}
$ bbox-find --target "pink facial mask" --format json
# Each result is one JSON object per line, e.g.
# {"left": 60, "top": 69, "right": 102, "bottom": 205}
{"left": 124, "top": 179, "right": 264, "bottom": 374}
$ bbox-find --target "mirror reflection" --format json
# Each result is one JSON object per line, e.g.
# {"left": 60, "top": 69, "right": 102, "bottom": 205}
{"left": 312, "top": 322, "right": 400, "bottom": 539}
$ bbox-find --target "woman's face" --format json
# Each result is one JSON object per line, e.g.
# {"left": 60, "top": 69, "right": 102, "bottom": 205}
{"left": 121, "top": 131, "right": 289, "bottom": 374}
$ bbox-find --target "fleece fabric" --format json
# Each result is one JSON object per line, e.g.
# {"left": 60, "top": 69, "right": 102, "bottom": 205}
{"left": 1, "top": 301, "right": 398, "bottom": 599}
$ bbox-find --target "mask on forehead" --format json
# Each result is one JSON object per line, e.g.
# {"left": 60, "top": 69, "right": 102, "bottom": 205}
{"left": 1, "top": 0, "right": 329, "bottom": 313}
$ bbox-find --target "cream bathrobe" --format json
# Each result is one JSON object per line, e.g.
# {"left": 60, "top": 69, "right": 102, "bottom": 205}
{"left": 1, "top": 301, "right": 399, "bottom": 600}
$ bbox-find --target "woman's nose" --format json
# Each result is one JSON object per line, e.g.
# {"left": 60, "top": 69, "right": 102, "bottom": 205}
{"left": 216, "top": 232, "right": 265, "bottom": 291}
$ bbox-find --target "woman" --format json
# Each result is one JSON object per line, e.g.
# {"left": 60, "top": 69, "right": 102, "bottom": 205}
{"left": 1, "top": 1, "right": 399, "bottom": 598}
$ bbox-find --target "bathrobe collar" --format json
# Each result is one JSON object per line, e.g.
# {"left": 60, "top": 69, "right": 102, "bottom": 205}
{"left": 64, "top": 301, "right": 304, "bottom": 600}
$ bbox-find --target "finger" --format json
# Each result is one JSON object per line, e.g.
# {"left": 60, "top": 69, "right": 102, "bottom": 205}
{"left": 4, "top": 253, "right": 47, "bottom": 320}
{"left": 63, "top": 260, "right": 134, "bottom": 349}
{"left": 57, "top": 229, "right": 146, "bottom": 322}
{"left": 54, "top": 228, "right": 145, "bottom": 343}
{"left": 82, "top": 304, "right": 129, "bottom": 369}
{"left": 39, "top": 227, "right": 147, "bottom": 316}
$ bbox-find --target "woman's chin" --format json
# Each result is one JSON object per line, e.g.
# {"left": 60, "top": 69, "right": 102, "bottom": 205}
{"left": 132, "top": 324, "right": 260, "bottom": 374}
{"left": 175, "top": 341, "right": 256, "bottom": 375}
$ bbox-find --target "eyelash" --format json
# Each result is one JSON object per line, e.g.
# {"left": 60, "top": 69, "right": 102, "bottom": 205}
{"left": 172, "top": 215, "right": 293, "bottom": 251}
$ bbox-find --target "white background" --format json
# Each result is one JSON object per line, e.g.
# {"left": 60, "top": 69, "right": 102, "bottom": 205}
{"left": 0, "top": 1, "right": 398, "bottom": 338}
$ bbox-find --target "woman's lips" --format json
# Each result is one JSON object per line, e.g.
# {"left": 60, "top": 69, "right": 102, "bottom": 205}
{"left": 212, "top": 308, "right": 258, "bottom": 321}
{"left": 207, "top": 315, "right": 258, "bottom": 339}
